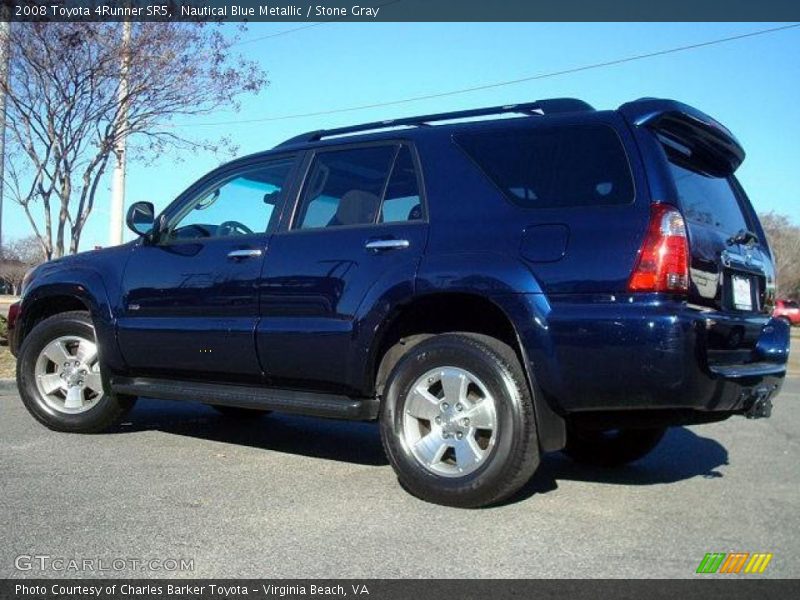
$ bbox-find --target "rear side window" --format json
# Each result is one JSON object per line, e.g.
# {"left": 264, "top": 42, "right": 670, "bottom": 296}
{"left": 667, "top": 161, "right": 749, "bottom": 235}
{"left": 455, "top": 124, "right": 634, "bottom": 208}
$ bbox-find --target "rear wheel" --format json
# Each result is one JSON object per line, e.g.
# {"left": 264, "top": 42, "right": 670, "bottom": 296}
{"left": 17, "top": 311, "right": 136, "bottom": 433}
{"left": 380, "top": 333, "right": 539, "bottom": 508}
{"left": 563, "top": 426, "right": 666, "bottom": 467}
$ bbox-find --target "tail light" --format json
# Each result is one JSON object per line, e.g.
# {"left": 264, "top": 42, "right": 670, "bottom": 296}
{"left": 7, "top": 301, "right": 21, "bottom": 330}
{"left": 628, "top": 204, "right": 689, "bottom": 293}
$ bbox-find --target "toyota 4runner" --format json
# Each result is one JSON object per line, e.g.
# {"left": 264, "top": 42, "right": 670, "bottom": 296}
{"left": 8, "top": 97, "right": 791, "bottom": 507}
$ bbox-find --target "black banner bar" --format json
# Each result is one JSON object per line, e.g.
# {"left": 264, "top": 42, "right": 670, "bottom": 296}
{"left": 3, "top": 0, "right": 800, "bottom": 22}
{"left": 2, "top": 580, "right": 800, "bottom": 600}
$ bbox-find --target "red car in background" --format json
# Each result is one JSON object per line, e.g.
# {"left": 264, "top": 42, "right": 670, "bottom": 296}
{"left": 773, "top": 299, "right": 800, "bottom": 326}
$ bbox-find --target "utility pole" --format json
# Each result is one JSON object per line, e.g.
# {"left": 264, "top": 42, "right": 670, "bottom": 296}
{"left": 108, "top": 20, "right": 131, "bottom": 246}
{"left": 0, "top": 18, "right": 10, "bottom": 254}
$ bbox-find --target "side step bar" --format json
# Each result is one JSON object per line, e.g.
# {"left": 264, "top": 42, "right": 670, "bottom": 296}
{"left": 110, "top": 377, "right": 380, "bottom": 421}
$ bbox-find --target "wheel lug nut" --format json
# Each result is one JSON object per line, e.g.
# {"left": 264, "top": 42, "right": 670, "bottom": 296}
{"left": 442, "top": 432, "right": 450, "bottom": 439}
{"left": 441, "top": 402, "right": 449, "bottom": 410}
{"left": 63, "top": 362, "right": 70, "bottom": 368}
{"left": 456, "top": 403, "right": 463, "bottom": 411}
{"left": 456, "top": 431, "right": 464, "bottom": 440}
{"left": 427, "top": 376, "right": 434, "bottom": 384}
{"left": 462, "top": 417, "right": 470, "bottom": 426}
{"left": 435, "top": 416, "right": 442, "bottom": 425}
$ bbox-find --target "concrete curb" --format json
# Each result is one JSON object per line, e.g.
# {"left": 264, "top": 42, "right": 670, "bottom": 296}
{"left": 0, "top": 379, "right": 17, "bottom": 393}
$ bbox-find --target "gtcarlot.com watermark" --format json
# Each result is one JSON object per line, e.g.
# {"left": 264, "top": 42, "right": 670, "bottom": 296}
{"left": 14, "top": 554, "right": 194, "bottom": 573}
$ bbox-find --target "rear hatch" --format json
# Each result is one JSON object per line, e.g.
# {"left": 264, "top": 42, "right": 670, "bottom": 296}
{"left": 631, "top": 102, "right": 775, "bottom": 316}
{"left": 621, "top": 99, "right": 782, "bottom": 368}
{"left": 665, "top": 144, "right": 773, "bottom": 315}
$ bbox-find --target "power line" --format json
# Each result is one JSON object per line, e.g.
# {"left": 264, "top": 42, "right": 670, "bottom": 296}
{"left": 187, "top": 23, "right": 800, "bottom": 128}
{"left": 231, "top": 21, "right": 331, "bottom": 45}
{"left": 231, "top": 0, "right": 405, "bottom": 46}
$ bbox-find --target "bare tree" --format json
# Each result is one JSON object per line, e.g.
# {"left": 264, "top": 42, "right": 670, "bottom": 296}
{"left": 1, "top": 22, "right": 267, "bottom": 259}
{"left": 0, "top": 234, "right": 44, "bottom": 294}
{"left": 759, "top": 212, "right": 800, "bottom": 299}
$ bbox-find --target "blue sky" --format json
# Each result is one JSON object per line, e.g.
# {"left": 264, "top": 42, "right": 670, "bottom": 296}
{"left": 4, "top": 22, "right": 799, "bottom": 249}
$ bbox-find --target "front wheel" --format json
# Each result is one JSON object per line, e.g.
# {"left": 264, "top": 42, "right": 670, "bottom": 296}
{"left": 563, "top": 426, "right": 667, "bottom": 467}
{"left": 16, "top": 311, "right": 136, "bottom": 433}
{"left": 380, "top": 333, "right": 540, "bottom": 508}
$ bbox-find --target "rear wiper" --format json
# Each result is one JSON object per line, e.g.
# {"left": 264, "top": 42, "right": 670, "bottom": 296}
{"left": 727, "top": 229, "right": 760, "bottom": 247}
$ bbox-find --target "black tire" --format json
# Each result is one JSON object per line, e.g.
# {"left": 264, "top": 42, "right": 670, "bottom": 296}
{"left": 208, "top": 405, "right": 271, "bottom": 418}
{"left": 380, "top": 333, "right": 539, "bottom": 508}
{"left": 563, "top": 426, "right": 667, "bottom": 467}
{"left": 16, "top": 311, "right": 136, "bottom": 433}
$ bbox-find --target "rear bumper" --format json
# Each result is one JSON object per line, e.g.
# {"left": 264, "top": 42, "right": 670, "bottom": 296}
{"left": 499, "top": 294, "right": 790, "bottom": 418}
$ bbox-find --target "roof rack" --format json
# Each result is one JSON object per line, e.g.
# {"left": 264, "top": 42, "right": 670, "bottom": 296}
{"left": 274, "top": 98, "right": 594, "bottom": 148}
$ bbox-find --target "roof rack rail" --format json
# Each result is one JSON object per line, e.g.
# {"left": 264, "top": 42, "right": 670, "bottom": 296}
{"left": 275, "top": 98, "right": 594, "bottom": 148}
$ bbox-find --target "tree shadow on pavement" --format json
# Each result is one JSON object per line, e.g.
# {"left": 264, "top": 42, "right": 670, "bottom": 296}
{"left": 504, "top": 426, "right": 729, "bottom": 505}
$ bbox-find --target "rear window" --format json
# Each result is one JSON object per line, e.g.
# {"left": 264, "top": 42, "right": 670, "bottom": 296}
{"left": 455, "top": 124, "right": 634, "bottom": 209}
{"left": 667, "top": 161, "right": 749, "bottom": 235}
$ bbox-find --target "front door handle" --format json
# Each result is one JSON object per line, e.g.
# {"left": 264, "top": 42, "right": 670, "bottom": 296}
{"left": 227, "top": 249, "right": 263, "bottom": 260}
{"left": 364, "top": 239, "right": 410, "bottom": 251}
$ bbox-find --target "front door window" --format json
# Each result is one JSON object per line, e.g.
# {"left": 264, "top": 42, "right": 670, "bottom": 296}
{"left": 165, "top": 158, "right": 295, "bottom": 242}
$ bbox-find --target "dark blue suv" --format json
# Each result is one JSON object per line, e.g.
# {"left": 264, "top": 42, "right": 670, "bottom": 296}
{"left": 9, "top": 97, "right": 791, "bottom": 507}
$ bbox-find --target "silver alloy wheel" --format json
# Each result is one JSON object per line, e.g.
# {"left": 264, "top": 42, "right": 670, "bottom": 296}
{"left": 34, "top": 335, "right": 104, "bottom": 414}
{"left": 402, "top": 366, "right": 497, "bottom": 477}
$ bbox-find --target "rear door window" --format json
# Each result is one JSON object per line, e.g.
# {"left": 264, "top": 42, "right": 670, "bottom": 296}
{"left": 295, "top": 145, "right": 395, "bottom": 229}
{"left": 294, "top": 144, "right": 423, "bottom": 229}
{"left": 455, "top": 124, "right": 634, "bottom": 209}
{"left": 380, "top": 146, "right": 422, "bottom": 223}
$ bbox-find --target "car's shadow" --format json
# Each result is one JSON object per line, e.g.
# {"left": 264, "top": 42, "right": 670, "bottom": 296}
{"left": 115, "top": 398, "right": 389, "bottom": 466}
{"left": 115, "top": 399, "right": 729, "bottom": 501}
{"left": 504, "top": 426, "right": 729, "bottom": 505}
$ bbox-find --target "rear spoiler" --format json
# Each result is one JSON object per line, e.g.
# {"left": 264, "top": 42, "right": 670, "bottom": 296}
{"left": 618, "top": 98, "right": 745, "bottom": 176}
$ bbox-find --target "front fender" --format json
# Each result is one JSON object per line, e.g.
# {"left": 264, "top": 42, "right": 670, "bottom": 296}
{"left": 19, "top": 268, "right": 124, "bottom": 372}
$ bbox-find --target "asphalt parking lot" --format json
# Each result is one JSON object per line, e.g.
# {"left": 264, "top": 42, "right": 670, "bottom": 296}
{"left": 1, "top": 375, "right": 798, "bottom": 579}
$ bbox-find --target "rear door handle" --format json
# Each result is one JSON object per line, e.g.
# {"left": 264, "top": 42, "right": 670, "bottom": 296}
{"left": 364, "top": 239, "right": 410, "bottom": 251}
{"left": 227, "top": 249, "right": 263, "bottom": 260}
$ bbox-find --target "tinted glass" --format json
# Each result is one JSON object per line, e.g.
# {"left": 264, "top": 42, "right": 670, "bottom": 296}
{"left": 668, "top": 161, "right": 749, "bottom": 235}
{"left": 168, "top": 159, "right": 294, "bottom": 241}
{"left": 380, "top": 146, "right": 422, "bottom": 223}
{"left": 296, "top": 146, "right": 397, "bottom": 229}
{"left": 455, "top": 125, "right": 634, "bottom": 208}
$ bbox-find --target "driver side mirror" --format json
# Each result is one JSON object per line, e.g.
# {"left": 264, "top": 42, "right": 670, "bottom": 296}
{"left": 126, "top": 201, "right": 156, "bottom": 238}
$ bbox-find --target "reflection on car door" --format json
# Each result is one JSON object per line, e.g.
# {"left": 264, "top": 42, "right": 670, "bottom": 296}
{"left": 258, "top": 143, "right": 428, "bottom": 391}
{"left": 117, "top": 156, "right": 298, "bottom": 381}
